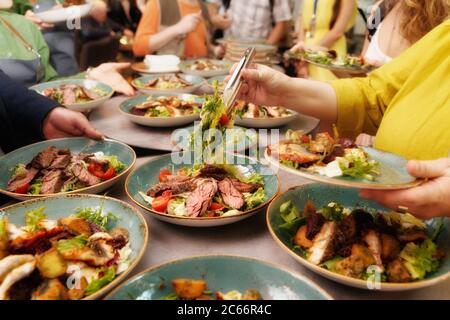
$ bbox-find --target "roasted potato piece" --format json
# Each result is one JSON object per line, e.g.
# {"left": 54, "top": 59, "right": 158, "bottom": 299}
{"left": 36, "top": 248, "right": 67, "bottom": 278}
{"left": 293, "top": 225, "right": 314, "bottom": 249}
{"left": 386, "top": 259, "right": 412, "bottom": 283}
{"left": 242, "top": 290, "right": 263, "bottom": 300}
{"left": 32, "top": 279, "right": 69, "bottom": 300}
{"left": 381, "top": 234, "right": 401, "bottom": 262}
{"left": 0, "top": 218, "right": 9, "bottom": 259}
{"left": 171, "top": 279, "right": 207, "bottom": 299}
{"left": 59, "top": 217, "right": 95, "bottom": 236}
{"left": 67, "top": 277, "right": 88, "bottom": 300}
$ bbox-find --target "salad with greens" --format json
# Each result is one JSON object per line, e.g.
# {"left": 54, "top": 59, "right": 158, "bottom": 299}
{"left": 0, "top": 205, "right": 132, "bottom": 300}
{"left": 277, "top": 200, "right": 445, "bottom": 283}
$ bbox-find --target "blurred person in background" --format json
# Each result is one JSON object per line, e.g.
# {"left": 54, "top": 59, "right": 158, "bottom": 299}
{"left": 205, "top": 0, "right": 231, "bottom": 42}
{"left": 293, "top": 0, "right": 358, "bottom": 80}
{"left": 107, "top": 0, "right": 143, "bottom": 33}
{"left": 81, "top": 0, "right": 134, "bottom": 43}
{"left": 206, "top": 0, "right": 292, "bottom": 45}
{"left": 0, "top": 0, "right": 134, "bottom": 94}
{"left": 133, "top": 0, "right": 210, "bottom": 58}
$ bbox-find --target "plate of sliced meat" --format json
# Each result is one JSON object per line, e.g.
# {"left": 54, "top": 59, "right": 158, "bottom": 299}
{"left": 0, "top": 138, "right": 136, "bottom": 200}
{"left": 125, "top": 151, "right": 279, "bottom": 227}
{"left": 30, "top": 79, "right": 114, "bottom": 112}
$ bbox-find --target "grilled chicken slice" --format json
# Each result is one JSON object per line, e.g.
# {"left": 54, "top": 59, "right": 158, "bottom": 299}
{"left": 334, "top": 244, "right": 377, "bottom": 278}
{"left": 380, "top": 234, "right": 401, "bottom": 262}
{"left": 386, "top": 258, "right": 412, "bottom": 283}
{"left": 363, "top": 229, "right": 383, "bottom": 268}
{"left": 0, "top": 255, "right": 36, "bottom": 300}
{"left": 309, "top": 132, "right": 335, "bottom": 154}
{"left": 59, "top": 236, "right": 116, "bottom": 267}
{"left": 271, "top": 143, "right": 321, "bottom": 165}
{"left": 308, "top": 221, "right": 341, "bottom": 265}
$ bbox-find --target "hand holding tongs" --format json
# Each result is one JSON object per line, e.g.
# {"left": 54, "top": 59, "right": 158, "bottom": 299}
{"left": 223, "top": 47, "right": 256, "bottom": 117}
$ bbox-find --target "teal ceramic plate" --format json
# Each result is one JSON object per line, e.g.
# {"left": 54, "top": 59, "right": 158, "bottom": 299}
{"left": 105, "top": 255, "right": 332, "bottom": 300}
{"left": 173, "top": 125, "right": 257, "bottom": 153}
{"left": 119, "top": 94, "right": 204, "bottom": 127}
{"left": 125, "top": 151, "right": 279, "bottom": 227}
{"left": 132, "top": 74, "right": 204, "bottom": 95}
{"left": 0, "top": 138, "right": 136, "bottom": 201}
{"left": 30, "top": 79, "right": 114, "bottom": 112}
{"left": 179, "top": 59, "right": 232, "bottom": 78}
{"left": 0, "top": 194, "right": 148, "bottom": 299}
{"left": 267, "top": 183, "right": 450, "bottom": 291}
{"left": 265, "top": 146, "right": 421, "bottom": 190}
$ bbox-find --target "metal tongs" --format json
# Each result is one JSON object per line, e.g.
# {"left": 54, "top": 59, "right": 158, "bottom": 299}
{"left": 223, "top": 47, "right": 256, "bottom": 117}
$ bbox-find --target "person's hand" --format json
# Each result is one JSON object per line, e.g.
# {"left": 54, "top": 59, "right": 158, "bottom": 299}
{"left": 355, "top": 133, "right": 375, "bottom": 147}
{"left": 290, "top": 41, "right": 327, "bottom": 54}
{"left": 25, "top": 10, "right": 54, "bottom": 29}
{"left": 174, "top": 13, "right": 201, "bottom": 36}
{"left": 43, "top": 107, "right": 103, "bottom": 140}
{"left": 87, "top": 62, "right": 134, "bottom": 96}
{"left": 295, "top": 60, "right": 309, "bottom": 78}
{"left": 360, "top": 158, "right": 450, "bottom": 219}
{"left": 235, "top": 64, "right": 292, "bottom": 107}
{"left": 212, "top": 44, "right": 225, "bottom": 59}
{"left": 123, "top": 29, "right": 134, "bottom": 39}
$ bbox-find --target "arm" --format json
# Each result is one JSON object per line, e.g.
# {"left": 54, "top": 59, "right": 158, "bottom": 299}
{"left": 317, "top": 0, "right": 356, "bottom": 49}
{"left": 266, "top": 21, "right": 286, "bottom": 45}
{"left": 30, "top": 19, "right": 58, "bottom": 81}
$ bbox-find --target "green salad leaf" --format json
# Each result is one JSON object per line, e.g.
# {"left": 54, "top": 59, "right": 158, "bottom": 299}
{"left": 28, "top": 178, "right": 43, "bottom": 195}
{"left": 12, "top": 163, "right": 27, "bottom": 176}
{"left": 75, "top": 205, "right": 118, "bottom": 230}
{"left": 243, "top": 187, "right": 266, "bottom": 210}
{"left": 60, "top": 180, "right": 86, "bottom": 193}
{"left": 318, "top": 202, "right": 349, "bottom": 222}
{"left": 57, "top": 235, "right": 88, "bottom": 253}
{"left": 278, "top": 200, "right": 305, "bottom": 236}
{"left": 85, "top": 267, "right": 116, "bottom": 296}
{"left": 25, "top": 207, "right": 46, "bottom": 232}
{"left": 321, "top": 256, "right": 344, "bottom": 271}
{"left": 102, "top": 155, "right": 126, "bottom": 173}
{"left": 400, "top": 239, "right": 440, "bottom": 280}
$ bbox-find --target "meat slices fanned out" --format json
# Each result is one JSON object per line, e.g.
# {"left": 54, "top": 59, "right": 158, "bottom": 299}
{"left": 7, "top": 167, "right": 39, "bottom": 192}
{"left": 48, "top": 153, "right": 72, "bottom": 170}
{"left": 31, "top": 146, "right": 59, "bottom": 169}
{"left": 218, "top": 178, "right": 244, "bottom": 209}
{"left": 146, "top": 179, "right": 196, "bottom": 197}
{"left": 40, "top": 170, "right": 65, "bottom": 194}
{"left": 186, "top": 179, "right": 218, "bottom": 217}
{"left": 67, "top": 161, "right": 101, "bottom": 186}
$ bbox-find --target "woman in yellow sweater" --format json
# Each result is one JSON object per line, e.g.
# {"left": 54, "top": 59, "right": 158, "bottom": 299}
{"left": 236, "top": 20, "right": 450, "bottom": 217}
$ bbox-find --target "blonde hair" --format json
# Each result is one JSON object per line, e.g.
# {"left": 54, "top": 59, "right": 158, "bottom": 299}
{"left": 385, "top": 0, "right": 450, "bottom": 43}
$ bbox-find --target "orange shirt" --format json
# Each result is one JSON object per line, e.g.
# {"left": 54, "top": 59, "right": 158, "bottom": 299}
{"left": 133, "top": 0, "right": 208, "bottom": 58}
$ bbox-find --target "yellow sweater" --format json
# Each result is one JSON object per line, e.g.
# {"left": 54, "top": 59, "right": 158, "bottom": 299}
{"left": 330, "top": 20, "right": 450, "bottom": 160}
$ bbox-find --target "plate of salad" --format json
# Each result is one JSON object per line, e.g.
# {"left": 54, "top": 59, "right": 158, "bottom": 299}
{"left": 179, "top": 59, "right": 232, "bottom": 78}
{"left": 30, "top": 79, "right": 114, "bottom": 113}
{"left": 0, "top": 194, "right": 148, "bottom": 300}
{"left": 0, "top": 138, "right": 136, "bottom": 201}
{"left": 132, "top": 74, "right": 204, "bottom": 95}
{"left": 119, "top": 94, "right": 204, "bottom": 127}
{"left": 267, "top": 183, "right": 449, "bottom": 291}
{"left": 106, "top": 255, "right": 332, "bottom": 300}
{"left": 125, "top": 151, "right": 279, "bottom": 227}
{"left": 288, "top": 49, "right": 376, "bottom": 74}
{"left": 265, "top": 130, "right": 421, "bottom": 190}
{"left": 234, "top": 101, "right": 298, "bottom": 128}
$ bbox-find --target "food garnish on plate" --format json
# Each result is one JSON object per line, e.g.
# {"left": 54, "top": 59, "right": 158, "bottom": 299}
{"left": 160, "top": 278, "right": 263, "bottom": 300}
{"left": 139, "top": 164, "right": 266, "bottom": 218}
{"left": 42, "top": 84, "right": 107, "bottom": 106}
{"left": 134, "top": 74, "right": 192, "bottom": 90}
{"left": 276, "top": 199, "right": 445, "bottom": 283}
{"left": 268, "top": 130, "right": 380, "bottom": 181}
{"left": 0, "top": 205, "right": 132, "bottom": 300}
{"left": 235, "top": 101, "right": 294, "bottom": 119}
{"left": 129, "top": 95, "right": 201, "bottom": 118}
{"left": 7, "top": 146, "right": 126, "bottom": 195}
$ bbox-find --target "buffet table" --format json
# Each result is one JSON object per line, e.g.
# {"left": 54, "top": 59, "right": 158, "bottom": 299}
{"left": 100, "top": 155, "right": 450, "bottom": 300}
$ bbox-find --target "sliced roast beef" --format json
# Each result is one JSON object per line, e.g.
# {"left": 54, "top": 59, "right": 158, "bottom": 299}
{"left": 199, "top": 165, "right": 228, "bottom": 180}
{"left": 40, "top": 170, "right": 65, "bottom": 194}
{"left": 186, "top": 179, "right": 218, "bottom": 217}
{"left": 131, "top": 107, "right": 147, "bottom": 116}
{"left": 48, "top": 153, "right": 72, "bottom": 169}
{"left": 7, "top": 167, "right": 39, "bottom": 192}
{"left": 31, "top": 146, "right": 58, "bottom": 169}
{"left": 146, "top": 179, "right": 196, "bottom": 197}
{"left": 68, "top": 161, "right": 101, "bottom": 186}
{"left": 218, "top": 178, "right": 244, "bottom": 209}
{"left": 230, "top": 179, "right": 262, "bottom": 193}
{"left": 62, "top": 84, "right": 77, "bottom": 105}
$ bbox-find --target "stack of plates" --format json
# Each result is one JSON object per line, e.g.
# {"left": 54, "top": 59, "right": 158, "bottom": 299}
{"left": 223, "top": 40, "right": 279, "bottom": 65}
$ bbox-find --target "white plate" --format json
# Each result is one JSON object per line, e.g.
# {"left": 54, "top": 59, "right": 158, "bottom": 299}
{"left": 34, "top": 4, "right": 91, "bottom": 24}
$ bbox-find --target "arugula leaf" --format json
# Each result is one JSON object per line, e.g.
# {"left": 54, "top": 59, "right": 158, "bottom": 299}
{"left": 25, "top": 207, "right": 46, "bottom": 232}
{"left": 57, "top": 235, "right": 88, "bottom": 253}
{"left": 75, "top": 205, "right": 118, "bottom": 230}
{"left": 85, "top": 267, "right": 116, "bottom": 296}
